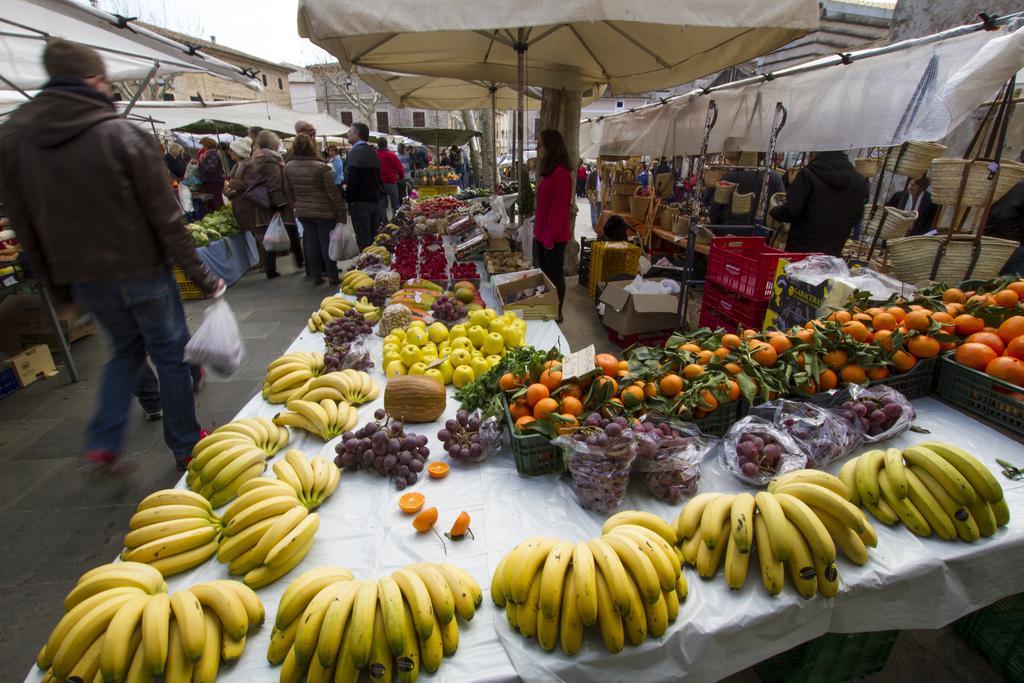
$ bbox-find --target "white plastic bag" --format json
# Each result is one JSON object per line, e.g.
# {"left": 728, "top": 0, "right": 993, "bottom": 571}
{"left": 177, "top": 184, "right": 193, "bottom": 213}
{"left": 329, "top": 223, "right": 359, "bottom": 262}
{"left": 184, "top": 299, "right": 245, "bottom": 375}
{"left": 518, "top": 217, "right": 535, "bottom": 262}
{"left": 263, "top": 213, "right": 290, "bottom": 251}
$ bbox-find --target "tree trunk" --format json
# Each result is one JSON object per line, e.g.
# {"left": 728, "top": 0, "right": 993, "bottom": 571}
{"left": 461, "top": 110, "right": 483, "bottom": 188}
{"left": 478, "top": 107, "right": 496, "bottom": 190}
{"left": 538, "top": 88, "right": 582, "bottom": 173}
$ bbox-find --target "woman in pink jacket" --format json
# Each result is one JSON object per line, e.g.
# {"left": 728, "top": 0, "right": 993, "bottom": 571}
{"left": 533, "top": 129, "right": 573, "bottom": 322}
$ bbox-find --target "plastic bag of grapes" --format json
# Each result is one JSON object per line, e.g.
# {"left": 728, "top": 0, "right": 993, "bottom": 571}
{"left": 750, "top": 399, "right": 861, "bottom": 468}
{"left": 812, "top": 384, "right": 915, "bottom": 443}
{"left": 437, "top": 409, "right": 502, "bottom": 463}
{"left": 631, "top": 413, "right": 713, "bottom": 504}
{"left": 553, "top": 414, "right": 638, "bottom": 514}
{"left": 720, "top": 416, "right": 808, "bottom": 487}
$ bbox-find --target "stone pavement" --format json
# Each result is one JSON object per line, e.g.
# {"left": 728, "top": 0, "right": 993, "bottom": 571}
{"left": 0, "top": 253, "right": 1004, "bottom": 681}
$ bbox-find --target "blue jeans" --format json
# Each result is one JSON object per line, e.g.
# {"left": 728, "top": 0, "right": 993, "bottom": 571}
{"left": 72, "top": 271, "right": 200, "bottom": 461}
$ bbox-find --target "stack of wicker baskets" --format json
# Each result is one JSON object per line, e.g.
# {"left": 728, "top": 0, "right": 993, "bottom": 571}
{"left": 861, "top": 205, "right": 918, "bottom": 242}
{"left": 883, "top": 141, "right": 947, "bottom": 177}
{"left": 929, "top": 158, "right": 1024, "bottom": 206}
{"left": 887, "top": 235, "right": 1018, "bottom": 284}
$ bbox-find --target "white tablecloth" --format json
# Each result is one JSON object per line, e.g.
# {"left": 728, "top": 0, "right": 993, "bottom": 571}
{"left": 25, "top": 293, "right": 1024, "bottom": 683}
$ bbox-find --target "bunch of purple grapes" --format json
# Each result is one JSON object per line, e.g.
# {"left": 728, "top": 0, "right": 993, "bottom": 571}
{"left": 437, "top": 410, "right": 484, "bottom": 462}
{"left": 353, "top": 253, "right": 382, "bottom": 270}
{"left": 333, "top": 409, "right": 430, "bottom": 490}
{"left": 354, "top": 285, "right": 387, "bottom": 307}
{"left": 324, "top": 309, "right": 373, "bottom": 347}
{"left": 835, "top": 395, "right": 905, "bottom": 438}
{"left": 324, "top": 344, "right": 373, "bottom": 372}
{"left": 735, "top": 431, "right": 787, "bottom": 477}
{"left": 430, "top": 294, "right": 466, "bottom": 324}
{"left": 564, "top": 413, "right": 637, "bottom": 513}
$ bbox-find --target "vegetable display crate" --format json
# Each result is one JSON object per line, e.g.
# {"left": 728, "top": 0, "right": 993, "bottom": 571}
{"left": 0, "top": 367, "right": 19, "bottom": 400}
{"left": 955, "top": 592, "right": 1024, "bottom": 682}
{"left": 416, "top": 185, "right": 459, "bottom": 198}
{"left": 698, "top": 297, "right": 741, "bottom": 333}
{"left": 173, "top": 266, "right": 206, "bottom": 300}
{"left": 707, "top": 236, "right": 813, "bottom": 301}
{"left": 579, "top": 236, "right": 593, "bottom": 288}
{"left": 869, "top": 355, "right": 937, "bottom": 400}
{"left": 936, "top": 354, "right": 1024, "bottom": 437}
{"left": 587, "top": 241, "right": 642, "bottom": 300}
{"left": 692, "top": 399, "right": 741, "bottom": 437}
{"left": 701, "top": 282, "right": 769, "bottom": 330}
{"left": 754, "top": 630, "right": 900, "bottom": 683}
{"left": 502, "top": 395, "right": 562, "bottom": 475}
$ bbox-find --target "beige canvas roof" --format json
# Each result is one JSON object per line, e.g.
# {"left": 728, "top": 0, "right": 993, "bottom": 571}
{"left": 297, "top": 0, "right": 821, "bottom": 94}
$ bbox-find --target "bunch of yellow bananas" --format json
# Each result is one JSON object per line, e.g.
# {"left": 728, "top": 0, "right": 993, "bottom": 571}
{"left": 263, "top": 352, "right": 327, "bottom": 404}
{"left": 273, "top": 398, "right": 360, "bottom": 441}
{"left": 281, "top": 369, "right": 380, "bottom": 406}
{"left": 185, "top": 417, "right": 289, "bottom": 507}
{"left": 120, "top": 489, "right": 223, "bottom": 577}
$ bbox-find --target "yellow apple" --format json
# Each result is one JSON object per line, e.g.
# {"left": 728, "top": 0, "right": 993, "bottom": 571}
{"left": 408, "top": 320, "right": 427, "bottom": 330}
{"left": 482, "top": 332, "right": 505, "bottom": 355}
{"left": 483, "top": 307, "right": 498, "bottom": 321}
{"left": 383, "top": 335, "right": 402, "bottom": 347}
{"left": 439, "top": 359, "right": 455, "bottom": 383}
{"left": 438, "top": 340, "right": 451, "bottom": 353}
{"left": 450, "top": 337, "right": 474, "bottom": 352}
{"left": 385, "top": 360, "right": 407, "bottom": 377}
{"left": 420, "top": 352, "right": 438, "bottom": 364}
{"left": 428, "top": 322, "right": 449, "bottom": 344}
{"left": 501, "top": 326, "right": 523, "bottom": 348}
{"left": 449, "top": 323, "right": 468, "bottom": 340}
{"left": 382, "top": 343, "right": 400, "bottom": 356}
{"left": 488, "top": 318, "right": 507, "bottom": 334}
{"left": 408, "top": 362, "right": 427, "bottom": 375}
{"left": 383, "top": 351, "right": 402, "bottom": 367}
{"left": 390, "top": 328, "right": 406, "bottom": 341}
{"left": 424, "top": 368, "right": 445, "bottom": 385}
{"left": 486, "top": 354, "right": 503, "bottom": 367}
{"left": 400, "top": 344, "right": 423, "bottom": 367}
{"left": 470, "top": 356, "right": 490, "bottom": 378}
{"left": 421, "top": 341, "right": 437, "bottom": 352}
{"left": 448, "top": 347, "right": 472, "bottom": 368}
{"left": 468, "top": 309, "right": 490, "bottom": 327}
{"left": 452, "top": 364, "right": 475, "bottom": 388}
{"left": 405, "top": 326, "right": 429, "bottom": 347}
{"left": 466, "top": 325, "right": 487, "bottom": 348}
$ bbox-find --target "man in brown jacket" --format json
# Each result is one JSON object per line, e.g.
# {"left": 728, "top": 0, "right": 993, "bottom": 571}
{"left": 0, "top": 39, "right": 224, "bottom": 471}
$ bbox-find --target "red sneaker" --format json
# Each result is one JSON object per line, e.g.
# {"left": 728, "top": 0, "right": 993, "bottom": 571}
{"left": 176, "top": 455, "right": 193, "bottom": 472}
{"left": 199, "top": 428, "right": 211, "bottom": 439}
{"left": 81, "top": 449, "right": 118, "bottom": 469}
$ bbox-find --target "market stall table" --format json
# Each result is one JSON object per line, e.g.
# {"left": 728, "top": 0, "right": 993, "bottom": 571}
{"left": 25, "top": 294, "right": 1024, "bottom": 682}
{"left": 595, "top": 210, "right": 648, "bottom": 238}
{"left": 650, "top": 226, "right": 711, "bottom": 258}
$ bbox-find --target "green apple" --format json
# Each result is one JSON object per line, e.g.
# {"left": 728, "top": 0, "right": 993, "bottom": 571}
{"left": 400, "top": 344, "right": 423, "bottom": 367}
{"left": 405, "top": 326, "right": 429, "bottom": 347}
{"left": 501, "top": 326, "right": 523, "bottom": 348}
{"left": 439, "top": 359, "right": 455, "bottom": 383}
{"left": 449, "top": 323, "right": 468, "bottom": 340}
{"left": 424, "top": 368, "right": 445, "bottom": 385}
{"left": 408, "top": 362, "right": 427, "bottom": 375}
{"left": 452, "top": 364, "right": 476, "bottom": 388}
{"left": 385, "top": 360, "right": 407, "bottom": 377}
{"left": 450, "top": 337, "right": 474, "bottom": 352}
{"left": 466, "top": 325, "right": 487, "bottom": 348}
{"left": 482, "top": 332, "right": 505, "bottom": 355}
{"left": 448, "top": 347, "right": 472, "bottom": 368}
{"left": 428, "top": 322, "right": 449, "bottom": 344}
{"left": 470, "top": 356, "right": 491, "bottom": 378}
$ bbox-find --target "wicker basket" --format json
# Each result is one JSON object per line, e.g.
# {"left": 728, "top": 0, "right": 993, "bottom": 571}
{"left": 661, "top": 205, "right": 679, "bottom": 228}
{"left": 929, "top": 158, "right": 1023, "bottom": 207}
{"left": 731, "top": 191, "right": 754, "bottom": 215}
{"left": 703, "top": 165, "right": 727, "bottom": 188}
{"left": 615, "top": 169, "right": 639, "bottom": 195}
{"left": 887, "top": 234, "right": 1018, "bottom": 284}
{"left": 629, "top": 192, "right": 653, "bottom": 218}
{"left": 737, "top": 151, "right": 758, "bottom": 168}
{"left": 884, "top": 141, "right": 947, "bottom": 177}
{"left": 854, "top": 157, "right": 879, "bottom": 178}
{"left": 862, "top": 205, "right": 918, "bottom": 241}
{"left": 713, "top": 180, "right": 736, "bottom": 204}
{"left": 672, "top": 213, "right": 691, "bottom": 236}
{"left": 610, "top": 193, "right": 630, "bottom": 212}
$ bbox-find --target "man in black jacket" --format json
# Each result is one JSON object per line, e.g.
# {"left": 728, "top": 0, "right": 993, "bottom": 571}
{"left": 344, "top": 122, "right": 384, "bottom": 250}
{"left": 769, "top": 151, "right": 868, "bottom": 256}
{"left": 885, "top": 175, "right": 938, "bottom": 236}
{"left": 986, "top": 170, "right": 1024, "bottom": 275}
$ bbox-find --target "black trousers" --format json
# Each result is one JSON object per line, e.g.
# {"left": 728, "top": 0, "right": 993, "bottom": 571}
{"left": 534, "top": 239, "right": 567, "bottom": 319}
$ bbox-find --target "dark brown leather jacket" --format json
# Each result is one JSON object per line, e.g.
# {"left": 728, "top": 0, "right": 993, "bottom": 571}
{"left": 0, "top": 85, "right": 216, "bottom": 292}
{"left": 284, "top": 155, "right": 348, "bottom": 222}
{"left": 246, "top": 152, "right": 295, "bottom": 227}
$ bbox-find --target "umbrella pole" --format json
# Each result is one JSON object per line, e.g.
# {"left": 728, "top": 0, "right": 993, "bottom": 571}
{"left": 516, "top": 27, "right": 526, "bottom": 226}
{"left": 491, "top": 85, "right": 499, "bottom": 190}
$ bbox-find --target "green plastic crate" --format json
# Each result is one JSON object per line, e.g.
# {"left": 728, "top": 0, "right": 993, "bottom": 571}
{"left": 694, "top": 399, "right": 742, "bottom": 437}
{"left": 869, "top": 355, "right": 937, "bottom": 400}
{"left": 956, "top": 593, "right": 1024, "bottom": 682}
{"left": 501, "top": 395, "right": 562, "bottom": 476}
{"left": 755, "top": 631, "right": 900, "bottom": 683}
{"left": 936, "top": 354, "right": 1024, "bottom": 437}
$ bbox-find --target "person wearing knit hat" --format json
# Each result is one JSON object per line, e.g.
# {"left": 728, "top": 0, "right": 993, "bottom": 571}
{"left": 224, "top": 137, "right": 262, "bottom": 238}
{"left": 229, "top": 138, "right": 252, "bottom": 162}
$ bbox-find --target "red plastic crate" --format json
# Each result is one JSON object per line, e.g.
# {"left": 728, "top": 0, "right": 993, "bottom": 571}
{"left": 706, "top": 237, "right": 815, "bottom": 300}
{"left": 607, "top": 328, "right": 673, "bottom": 349}
{"left": 699, "top": 299, "right": 739, "bottom": 332}
{"left": 703, "top": 283, "right": 769, "bottom": 327}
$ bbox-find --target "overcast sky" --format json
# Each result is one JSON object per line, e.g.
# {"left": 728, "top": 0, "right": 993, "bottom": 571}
{"left": 93, "top": 0, "right": 332, "bottom": 67}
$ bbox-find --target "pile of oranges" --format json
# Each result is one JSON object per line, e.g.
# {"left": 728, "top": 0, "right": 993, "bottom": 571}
{"left": 953, "top": 315, "right": 1024, "bottom": 386}
{"left": 501, "top": 360, "right": 583, "bottom": 434}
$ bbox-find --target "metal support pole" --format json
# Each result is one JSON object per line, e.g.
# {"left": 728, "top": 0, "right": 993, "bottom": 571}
{"left": 122, "top": 62, "right": 160, "bottom": 117}
{"left": 516, "top": 28, "right": 527, "bottom": 224}
{"left": 677, "top": 100, "right": 718, "bottom": 328}
{"left": 755, "top": 102, "right": 788, "bottom": 224}
{"left": 39, "top": 285, "right": 79, "bottom": 383}
{"left": 491, "top": 85, "right": 499, "bottom": 190}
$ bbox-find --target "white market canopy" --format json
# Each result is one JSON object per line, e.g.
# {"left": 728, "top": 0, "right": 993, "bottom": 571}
{"left": 581, "top": 15, "right": 1024, "bottom": 158}
{"left": 297, "top": 0, "right": 821, "bottom": 94}
{"left": 0, "top": 0, "right": 258, "bottom": 93}
{"left": 357, "top": 69, "right": 544, "bottom": 111}
{"left": 123, "top": 100, "right": 349, "bottom": 136}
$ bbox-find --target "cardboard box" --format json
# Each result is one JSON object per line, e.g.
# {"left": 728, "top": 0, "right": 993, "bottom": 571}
{"left": 599, "top": 278, "right": 681, "bottom": 336}
{"left": 496, "top": 271, "right": 559, "bottom": 320}
{"left": 0, "top": 294, "right": 97, "bottom": 353}
{"left": 6, "top": 344, "right": 56, "bottom": 387}
{"left": 763, "top": 259, "right": 854, "bottom": 331}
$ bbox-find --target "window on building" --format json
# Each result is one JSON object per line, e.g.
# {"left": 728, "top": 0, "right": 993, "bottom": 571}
{"left": 616, "top": 101, "right": 624, "bottom": 109}
{"left": 189, "top": 95, "right": 202, "bottom": 102}
{"left": 413, "top": 112, "right": 426, "bottom": 127}
{"left": 534, "top": 117, "right": 540, "bottom": 134}
{"left": 277, "top": 78, "right": 283, "bottom": 90}
{"left": 262, "top": 74, "right": 268, "bottom": 87}
{"left": 162, "top": 93, "right": 175, "bottom": 101}
{"left": 340, "top": 111, "right": 353, "bottom": 126}
{"left": 376, "top": 111, "right": 390, "bottom": 133}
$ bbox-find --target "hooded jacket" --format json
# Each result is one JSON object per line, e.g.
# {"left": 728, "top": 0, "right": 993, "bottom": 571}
{"left": 284, "top": 154, "right": 348, "bottom": 222}
{"left": 769, "top": 151, "right": 868, "bottom": 257}
{"left": 0, "top": 82, "right": 216, "bottom": 291}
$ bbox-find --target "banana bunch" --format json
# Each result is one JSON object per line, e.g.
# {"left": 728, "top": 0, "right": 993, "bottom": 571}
{"left": 120, "top": 489, "right": 223, "bottom": 577}
{"left": 362, "top": 245, "right": 390, "bottom": 262}
{"left": 263, "top": 352, "right": 327, "bottom": 404}
{"left": 217, "top": 486, "right": 320, "bottom": 589}
{"left": 186, "top": 418, "right": 289, "bottom": 507}
{"left": 676, "top": 471, "right": 876, "bottom": 599}
{"left": 353, "top": 296, "right": 381, "bottom": 323}
{"left": 307, "top": 296, "right": 353, "bottom": 332}
{"left": 286, "top": 369, "right": 380, "bottom": 406}
{"left": 265, "top": 450, "right": 341, "bottom": 509}
{"left": 267, "top": 562, "right": 481, "bottom": 682}
{"left": 493, "top": 511, "right": 685, "bottom": 656}
{"left": 273, "top": 398, "right": 360, "bottom": 441}
{"left": 341, "top": 269, "right": 374, "bottom": 295}
{"left": 838, "top": 442, "right": 1009, "bottom": 542}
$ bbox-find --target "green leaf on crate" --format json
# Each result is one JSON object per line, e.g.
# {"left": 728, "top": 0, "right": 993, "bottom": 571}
{"left": 522, "top": 419, "right": 555, "bottom": 440}
{"left": 735, "top": 372, "right": 758, "bottom": 402}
